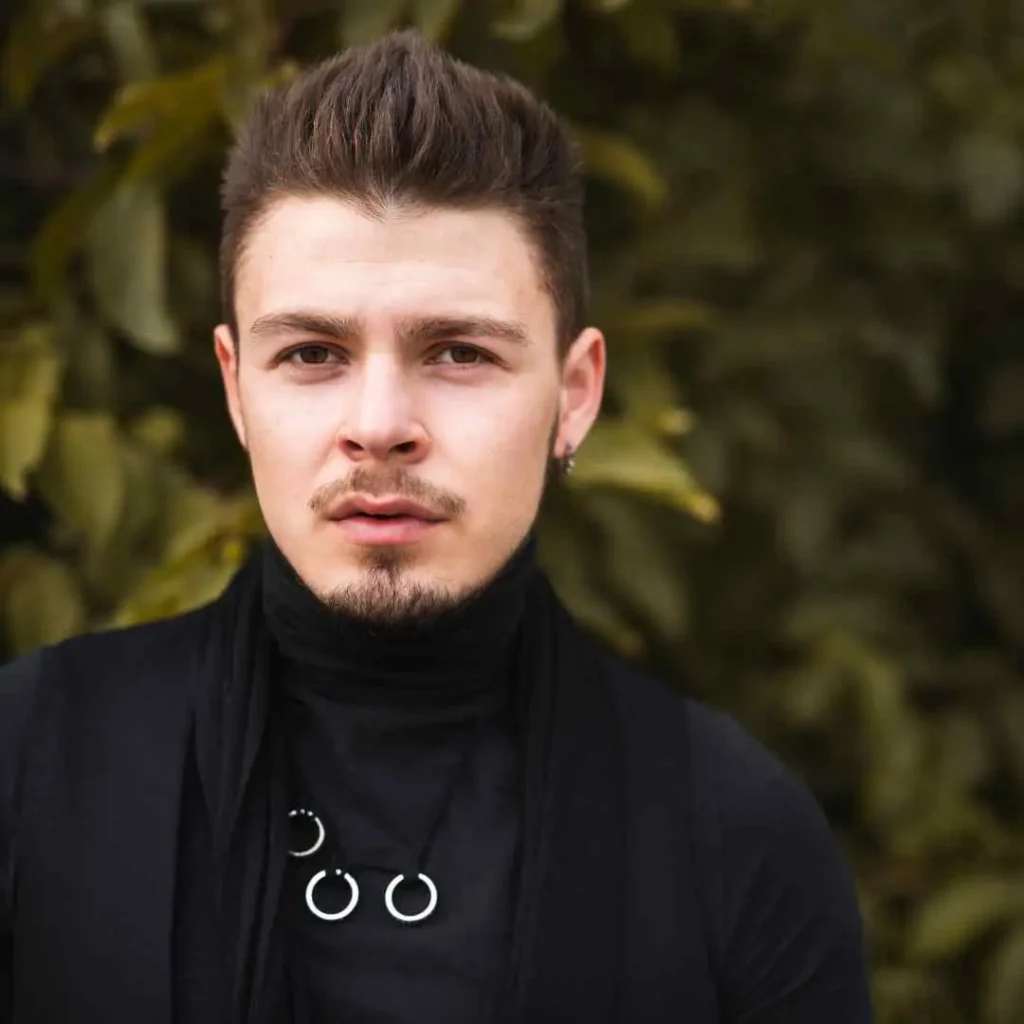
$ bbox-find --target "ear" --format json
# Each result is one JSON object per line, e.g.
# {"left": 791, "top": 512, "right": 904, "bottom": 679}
{"left": 556, "top": 326, "right": 606, "bottom": 457}
{"left": 213, "top": 323, "right": 247, "bottom": 451}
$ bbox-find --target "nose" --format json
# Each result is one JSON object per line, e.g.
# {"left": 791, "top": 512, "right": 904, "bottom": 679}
{"left": 337, "top": 355, "right": 429, "bottom": 466}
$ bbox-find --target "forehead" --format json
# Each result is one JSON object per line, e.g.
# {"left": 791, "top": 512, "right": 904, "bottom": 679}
{"left": 235, "top": 196, "right": 554, "bottom": 337}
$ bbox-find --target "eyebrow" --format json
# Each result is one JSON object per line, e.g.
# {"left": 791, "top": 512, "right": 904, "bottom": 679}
{"left": 246, "top": 310, "right": 529, "bottom": 346}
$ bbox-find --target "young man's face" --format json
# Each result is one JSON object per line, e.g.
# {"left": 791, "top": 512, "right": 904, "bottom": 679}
{"left": 215, "top": 196, "right": 604, "bottom": 621}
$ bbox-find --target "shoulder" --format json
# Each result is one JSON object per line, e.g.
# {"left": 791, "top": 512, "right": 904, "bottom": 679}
{"left": 683, "top": 692, "right": 830, "bottom": 845}
{"left": 0, "top": 651, "right": 47, "bottom": 912}
{"left": 0, "top": 650, "right": 45, "bottom": 798}
{"left": 0, "top": 605, "right": 214, "bottom": 821}
{"left": 604, "top": 651, "right": 849, "bottom": 890}
{"left": 0, "top": 648, "right": 43, "bottom": 709}
{"left": 0, "top": 600, "right": 207, "bottom": 722}
{"left": 20, "top": 603, "right": 222, "bottom": 713}
{"left": 0, "top": 604, "right": 215, "bottom": 778}
{"left": 0, "top": 609, "right": 211, "bottom": 928}
{"left": 601, "top": 655, "right": 872, "bottom": 1020}
{"left": 677, "top": 692, "right": 852, "bottom": 920}
{"left": 46, "top": 603, "right": 215, "bottom": 670}
{"left": 601, "top": 651, "right": 811, "bottom": 816}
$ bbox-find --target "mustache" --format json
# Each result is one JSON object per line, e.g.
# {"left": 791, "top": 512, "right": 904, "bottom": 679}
{"left": 309, "top": 467, "right": 466, "bottom": 520}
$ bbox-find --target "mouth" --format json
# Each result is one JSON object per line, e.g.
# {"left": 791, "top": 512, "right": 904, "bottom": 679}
{"left": 346, "top": 511, "right": 415, "bottom": 520}
{"left": 329, "top": 499, "right": 446, "bottom": 545}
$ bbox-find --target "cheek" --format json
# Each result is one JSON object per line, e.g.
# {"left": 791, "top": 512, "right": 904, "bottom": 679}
{"left": 239, "top": 377, "right": 334, "bottom": 491}
{"left": 438, "top": 392, "right": 554, "bottom": 508}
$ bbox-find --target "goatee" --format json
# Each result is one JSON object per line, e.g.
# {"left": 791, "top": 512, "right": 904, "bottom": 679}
{"left": 319, "top": 554, "right": 469, "bottom": 628}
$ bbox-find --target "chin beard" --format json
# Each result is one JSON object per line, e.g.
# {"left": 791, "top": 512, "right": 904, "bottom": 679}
{"left": 317, "top": 550, "right": 472, "bottom": 628}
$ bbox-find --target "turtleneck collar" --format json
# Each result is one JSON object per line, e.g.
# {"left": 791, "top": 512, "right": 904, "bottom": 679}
{"left": 261, "top": 532, "right": 538, "bottom": 706}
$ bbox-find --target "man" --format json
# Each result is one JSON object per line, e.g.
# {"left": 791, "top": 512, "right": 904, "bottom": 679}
{"left": 0, "top": 30, "right": 872, "bottom": 1024}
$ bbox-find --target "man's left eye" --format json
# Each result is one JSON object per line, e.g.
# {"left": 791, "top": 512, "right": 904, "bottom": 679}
{"left": 435, "top": 345, "right": 489, "bottom": 365}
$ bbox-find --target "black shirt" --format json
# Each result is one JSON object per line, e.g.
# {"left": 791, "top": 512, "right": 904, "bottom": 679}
{"left": 0, "top": 545, "right": 872, "bottom": 1022}
{"left": 278, "top": 672, "right": 520, "bottom": 1022}
{"left": 261, "top": 538, "right": 533, "bottom": 1023}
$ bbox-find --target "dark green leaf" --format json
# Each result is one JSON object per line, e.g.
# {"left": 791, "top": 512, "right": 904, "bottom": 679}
{"left": 953, "top": 132, "right": 1024, "bottom": 226}
{"left": 30, "top": 163, "right": 123, "bottom": 302}
{"left": 36, "top": 412, "right": 126, "bottom": 555}
{"left": 493, "top": 0, "right": 563, "bottom": 41}
{"left": 0, "top": 323, "right": 61, "bottom": 499}
{"left": 572, "top": 419, "right": 719, "bottom": 522}
{"left": 87, "top": 182, "right": 179, "bottom": 354}
{"left": 574, "top": 126, "right": 667, "bottom": 208}
{"left": 411, "top": 0, "right": 461, "bottom": 39}
{"left": 1, "top": 9, "right": 94, "bottom": 108}
{"left": 0, "top": 547, "right": 85, "bottom": 655}
{"left": 339, "top": 0, "right": 408, "bottom": 46}
{"left": 984, "top": 923, "right": 1024, "bottom": 1024}
{"left": 909, "top": 876, "right": 1024, "bottom": 962}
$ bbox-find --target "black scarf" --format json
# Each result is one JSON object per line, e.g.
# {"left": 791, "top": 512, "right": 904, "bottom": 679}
{"left": 190, "top": 538, "right": 628, "bottom": 1024}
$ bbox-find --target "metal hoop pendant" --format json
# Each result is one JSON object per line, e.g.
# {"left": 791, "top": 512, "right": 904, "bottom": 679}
{"left": 305, "top": 868, "right": 360, "bottom": 921}
{"left": 384, "top": 872, "right": 438, "bottom": 924}
{"left": 288, "top": 808, "right": 325, "bottom": 858}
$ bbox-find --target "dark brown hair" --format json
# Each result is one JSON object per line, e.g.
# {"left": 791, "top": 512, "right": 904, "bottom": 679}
{"left": 219, "top": 30, "right": 588, "bottom": 352}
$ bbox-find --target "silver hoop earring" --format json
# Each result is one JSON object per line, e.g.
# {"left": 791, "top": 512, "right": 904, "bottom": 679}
{"left": 306, "top": 868, "right": 360, "bottom": 921}
{"left": 560, "top": 445, "right": 576, "bottom": 478}
{"left": 384, "top": 872, "right": 438, "bottom": 924}
{"left": 288, "top": 808, "right": 325, "bottom": 858}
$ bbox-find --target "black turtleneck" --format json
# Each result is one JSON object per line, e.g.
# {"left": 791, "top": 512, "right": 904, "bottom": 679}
{"left": 262, "top": 536, "right": 537, "bottom": 1024}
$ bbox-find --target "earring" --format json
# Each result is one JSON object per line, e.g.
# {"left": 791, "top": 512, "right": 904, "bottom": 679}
{"left": 560, "top": 444, "right": 576, "bottom": 478}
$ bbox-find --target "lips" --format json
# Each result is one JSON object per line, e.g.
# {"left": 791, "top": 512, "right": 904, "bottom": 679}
{"left": 344, "top": 512, "right": 427, "bottom": 529}
{"left": 332, "top": 509, "right": 441, "bottom": 546}
{"left": 331, "top": 497, "right": 444, "bottom": 523}
{"left": 329, "top": 495, "right": 446, "bottom": 544}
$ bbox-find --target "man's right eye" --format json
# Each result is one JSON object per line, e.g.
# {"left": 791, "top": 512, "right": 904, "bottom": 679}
{"left": 283, "top": 344, "right": 340, "bottom": 366}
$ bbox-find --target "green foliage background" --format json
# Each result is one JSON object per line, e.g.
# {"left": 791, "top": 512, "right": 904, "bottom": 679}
{"left": 3, "top": 0, "right": 1024, "bottom": 1019}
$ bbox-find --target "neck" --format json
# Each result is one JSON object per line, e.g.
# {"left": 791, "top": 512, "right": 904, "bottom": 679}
{"left": 261, "top": 533, "right": 538, "bottom": 706}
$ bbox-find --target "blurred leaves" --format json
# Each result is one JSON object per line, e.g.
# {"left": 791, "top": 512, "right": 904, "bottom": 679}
{"left": 339, "top": 0, "right": 409, "bottom": 47}
{"left": 410, "top": 0, "right": 461, "bottom": 40}
{"left": 92, "top": 57, "right": 226, "bottom": 185}
{"left": 574, "top": 127, "right": 668, "bottom": 209}
{"left": 36, "top": 412, "right": 126, "bottom": 554}
{"left": 87, "top": 183, "right": 178, "bottom": 354}
{"left": 493, "top": 0, "right": 563, "bottom": 41}
{"left": 30, "top": 163, "right": 123, "bottom": 302}
{"left": 571, "top": 419, "right": 719, "bottom": 522}
{"left": 0, "top": 547, "right": 85, "bottom": 653}
{"left": 953, "top": 132, "right": 1024, "bottom": 226}
{"left": 984, "top": 924, "right": 1024, "bottom": 1024}
{"left": 601, "top": 298, "right": 718, "bottom": 337}
{"left": 1, "top": 7, "right": 93, "bottom": 108}
{"left": 909, "top": 876, "right": 1024, "bottom": 962}
{"left": 0, "top": 323, "right": 60, "bottom": 498}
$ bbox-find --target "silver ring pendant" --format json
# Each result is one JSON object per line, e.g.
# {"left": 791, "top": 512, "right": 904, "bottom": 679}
{"left": 306, "top": 868, "right": 360, "bottom": 921}
{"left": 384, "top": 872, "right": 438, "bottom": 923}
{"left": 287, "top": 808, "right": 325, "bottom": 858}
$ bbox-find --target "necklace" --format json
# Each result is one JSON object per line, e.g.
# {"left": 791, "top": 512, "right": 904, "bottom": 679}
{"left": 287, "top": 713, "right": 489, "bottom": 925}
